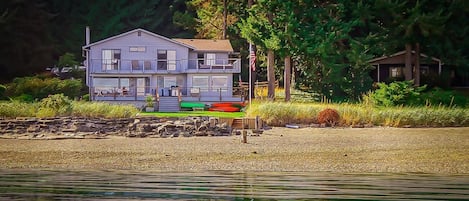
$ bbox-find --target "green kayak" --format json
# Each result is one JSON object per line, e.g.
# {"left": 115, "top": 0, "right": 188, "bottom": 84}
{"left": 180, "top": 102, "right": 206, "bottom": 108}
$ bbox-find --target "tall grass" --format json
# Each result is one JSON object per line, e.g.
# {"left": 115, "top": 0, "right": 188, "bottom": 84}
{"left": 71, "top": 102, "right": 139, "bottom": 118}
{"left": 0, "top": 101, "right": 139, "bottom": 118}
{"left": 0, "top": 101, "right": 37, "bottom": 118}
{"left": 246, "top": 101, "right": 469, "bottom": 127}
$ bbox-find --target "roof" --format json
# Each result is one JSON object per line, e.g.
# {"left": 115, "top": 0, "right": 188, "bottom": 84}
{"left": 369, "top": 50, "right": 442, "bottom": 64}
{"left": 82, "top": 28, "right": 195, "bottom": 49}
{"left": 172, "top": 39, "right": 234, "bottom": 52}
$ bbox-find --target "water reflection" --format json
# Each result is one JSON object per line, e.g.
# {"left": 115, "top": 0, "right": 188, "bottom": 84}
{"left": 0, "top": 170, "right": 468, "bottom": 200}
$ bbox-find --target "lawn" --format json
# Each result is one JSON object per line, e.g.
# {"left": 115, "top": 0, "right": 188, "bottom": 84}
{"left": 140, "top": 111, "right": 245, "bottom": 118}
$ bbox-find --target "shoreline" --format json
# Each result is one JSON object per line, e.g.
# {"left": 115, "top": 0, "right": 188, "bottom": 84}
{"left": 1, "top": 127, "right": 468, "bottom": 174}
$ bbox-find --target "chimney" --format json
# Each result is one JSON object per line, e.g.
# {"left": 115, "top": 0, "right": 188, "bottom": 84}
{"left": 85, "top": 26, "right": 90, "bottom": 45}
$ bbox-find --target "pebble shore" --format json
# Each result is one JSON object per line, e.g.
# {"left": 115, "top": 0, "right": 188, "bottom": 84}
{"left": 1, "top": 127, "right": 468, "bottom": 173}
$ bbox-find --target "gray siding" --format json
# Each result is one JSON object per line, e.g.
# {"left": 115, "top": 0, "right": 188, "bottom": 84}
{"left": 89, "top": 31, "right": 190, "bottom": 72}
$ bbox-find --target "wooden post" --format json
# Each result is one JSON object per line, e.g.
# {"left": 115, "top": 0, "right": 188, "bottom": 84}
{"left": 255, "top": 116, "right": 259, "bottom": 130}
{"left": 242, "top": 130, "right": 247, "bottom": 143}
{"left": 242, "top": 118, "right": 247, "bottom": 143}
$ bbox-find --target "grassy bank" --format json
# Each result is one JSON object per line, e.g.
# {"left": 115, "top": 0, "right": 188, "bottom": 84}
{"left": 0, "top": 101, "right": 139, "bottom": 119}
{"left": 246, "top": 101, "right": 469, "bottom": 127}
{"left": 2, "top": 99, "right": 468, "bottom": 128}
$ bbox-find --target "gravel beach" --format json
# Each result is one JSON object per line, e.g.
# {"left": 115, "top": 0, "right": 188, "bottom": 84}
{"left": 1, "top": 127, "right": 468, "bottom": 173}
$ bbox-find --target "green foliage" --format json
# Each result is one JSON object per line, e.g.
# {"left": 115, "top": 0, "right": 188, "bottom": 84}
{"left": 13, "top": 94, "right": 34, "bottom": 102}
{"left": 145, "top": 96, "right": 154, "bottom": 107}
{"left": 368, "top": 81, "right": 426, "bottom": 107}
{"left": 57, "top": 52, "right": 79, "bottom": 68}
{"left": 419, "top": 88, "right": 468, "bottom": 107}
{"left": 82, "top": 94, "right": 90, "bottom": 101}
{"left": 0, "top": 101, "right": 37, "bottom": 118}
{"left": 0, "top": 84, "right": 6, "bottom": 100}
{"left": 6, "top": 75, "right": 82, "bottom": 100}
{"left": 38, "top": 94, "right": 72, "bottom": 117}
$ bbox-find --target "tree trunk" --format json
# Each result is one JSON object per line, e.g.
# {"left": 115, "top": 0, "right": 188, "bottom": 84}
{"left": 284, "top": 56, "right": 291, "bottom": 102}
{"left": 222, "top": 0, "right": 227, "bottom": 39}
{"left": 404, "top": 44, "right": 413, "bottom": 81}
{"left": 267, "top": 49, "right": 275, "bottom": 100}
{"left": 414, "top": 43, "right": 420, "bottom": 86}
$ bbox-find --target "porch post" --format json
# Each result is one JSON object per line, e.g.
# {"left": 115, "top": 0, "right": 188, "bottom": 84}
{"left": 438, "top": 61, "right": 442, "bottom": 75}
{"left": 377, "top": 64, "right": 380, "bottom": 82}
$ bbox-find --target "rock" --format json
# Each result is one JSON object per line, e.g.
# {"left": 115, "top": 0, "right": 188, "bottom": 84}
{"left": 0, "top": 116, "right": 264, "bottom": 139}
{"left": 194, "top": 131, "right": 208, "bottom": 136}
{"left": 27, "top": 125, "right": 40, "bottom": 133}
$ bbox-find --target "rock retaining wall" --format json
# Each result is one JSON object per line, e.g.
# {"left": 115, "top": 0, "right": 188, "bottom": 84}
{"left": 0, "top": 116, "right": 250, "bottom": 139}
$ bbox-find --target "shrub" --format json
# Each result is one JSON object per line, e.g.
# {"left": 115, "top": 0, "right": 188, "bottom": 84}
{"left": 317, "top": 108, "right": 340, "bottom": 126}
{"left": 368, "top": 80, "right": 426, "bottom": 106}
{"left": 5, "top": 75, "right": 82, "bottom": 100}
{"left": 419, "top": 88, "right": 467, "bottom": 107}
{"left": 82, "top": 94, "right": 90, "bottom": 101}
{"left": 38, "top": 94, "right": 72, "bottom": 117}
{"left": 13, "top": 94, "right": 34, "bottom": 102}
{"left": 0, "top": 84, "right": 7, "bottom": 100}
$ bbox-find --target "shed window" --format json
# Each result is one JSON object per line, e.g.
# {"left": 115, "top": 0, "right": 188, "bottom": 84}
{"left": 390, "top": 67, "right": 403, "bottom": 78}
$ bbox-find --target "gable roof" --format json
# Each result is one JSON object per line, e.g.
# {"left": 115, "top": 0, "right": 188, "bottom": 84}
{"left": 172, "top": 39, "right": 234, "bottom": 52}
{"left": 369, "top": 50, "right": 442, "bottom": 65}
{"left": 82, "top": 28, "right": 195, "bottom": 49}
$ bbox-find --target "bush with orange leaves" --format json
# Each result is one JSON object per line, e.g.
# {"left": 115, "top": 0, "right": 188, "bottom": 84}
{"left": 317, "top": 108, "right": 340, "bottom": 127}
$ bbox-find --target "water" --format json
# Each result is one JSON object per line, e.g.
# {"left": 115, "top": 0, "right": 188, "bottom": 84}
{"left": 0, "top": 170, "right": 468, "bottom": 200}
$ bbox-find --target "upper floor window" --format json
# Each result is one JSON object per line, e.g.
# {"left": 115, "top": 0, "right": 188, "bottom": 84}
{"left": 130, "top": 46, "right": 146, "bottom": 52}
{"left": 102, "top": 49, "right": 121, "bottom": 70}
{"left": 157, "top": 50, "right": 176, "bottom": 70}
{"left": 206, "top": 53, "right": 216, "bottom": 66}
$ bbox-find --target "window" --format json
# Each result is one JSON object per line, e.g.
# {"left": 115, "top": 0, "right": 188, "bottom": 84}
{"left": 206, "top": 53, "right": 216, "bottom": 66}
{"left": 421, "top": 66, "right": 429, "bottom": 75}
{"left": 157, "top": 50, "right": 176, "bottom": 70}
{"left": 130, "top": 46, "right": 146, "bottom": 52}
{"left": 163, "top": 77, "right": 177, "bottom": 88}
{"left": 192, "top": 76, "right": 209, "bottom": 92}
{"left": 93, "top": 78, "right": 129, "bottom": 95}
{"left": 390, "top": 67, "right": 403, "bottom": 78}
{"left": 197, "top": 53, "right": 204, "bottom": 66}
{"left": 211, "top": 76, "right": 228, "bottom": 92}
{"left": 102, "top": 49, "right": 121, "bottom": 70}
{"left": 157, "top": 50, "right": 167, "bottom": 70}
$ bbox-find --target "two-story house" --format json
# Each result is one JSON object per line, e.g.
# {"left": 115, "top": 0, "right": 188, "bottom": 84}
{"left": 82, "top": 28, "right": 243, "bottom": 111}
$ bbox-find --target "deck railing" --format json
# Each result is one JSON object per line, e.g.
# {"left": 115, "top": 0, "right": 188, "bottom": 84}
{"left": 89, "top": 58, "right": 241, "bottom": 73}
{"left": 90, "top": 86, "right": 246, "bottom": 101}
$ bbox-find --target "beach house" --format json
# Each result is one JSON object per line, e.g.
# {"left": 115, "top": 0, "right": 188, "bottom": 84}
{"left": 82, "top": 28, "right": 243, "bottom": 111}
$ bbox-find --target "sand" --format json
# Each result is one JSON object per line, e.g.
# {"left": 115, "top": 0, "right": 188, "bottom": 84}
{"left": 0, "top": 127, "right": 468, "bottom": 173}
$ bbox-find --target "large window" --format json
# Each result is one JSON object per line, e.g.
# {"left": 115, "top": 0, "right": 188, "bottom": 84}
{"left": 102, "top": 49, "right": 121, "bottom": 70}
{"left": 192, "top": 76, "right": 209, "bottom": 92}
{"left": 157, "top": 50, "right": 176, "bottom": 70}
{"left": 211, "top": 76, "right": 228, "bottom": 92}
{"left": 93, "top": 78, "right": 129, "bottom": 95}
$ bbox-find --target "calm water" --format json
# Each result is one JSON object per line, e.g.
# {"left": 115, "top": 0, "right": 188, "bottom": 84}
{"left": 0, "top": 170, "right": 468, "bottom": 200}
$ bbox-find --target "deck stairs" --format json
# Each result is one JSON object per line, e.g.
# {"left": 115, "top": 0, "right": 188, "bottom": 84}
{"left": 158, "top": 97, "right": 180, "bottom": 112}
